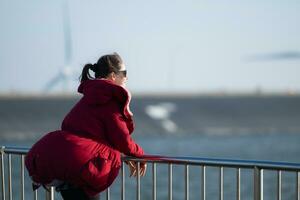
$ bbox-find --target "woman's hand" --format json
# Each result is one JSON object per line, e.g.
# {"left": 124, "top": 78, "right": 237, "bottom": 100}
{"left": 127, "top": 161, "right": 147, "bottom": 177}
{"left": 139, "top": 162, "right": 147, "bottom": 176}
{"left": 128, "top": 161, "right": 137, "bottom": 177}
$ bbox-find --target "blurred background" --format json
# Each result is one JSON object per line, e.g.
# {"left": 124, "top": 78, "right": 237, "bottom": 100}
{"left": 1, "top": 0, "right": 300, "bottom": 94}
{"left": 1, "top": 0, "right": 300, "bottom": 199}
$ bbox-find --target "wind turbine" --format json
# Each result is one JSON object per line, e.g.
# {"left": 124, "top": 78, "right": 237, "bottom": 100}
{"left": 245, "top": 50, "right": 300, "bottom": 95}
{"left": 43, "top": 0, "right": 78, "bottom": 93}
{"left": 245, "top": 51, "right": 300, "bottom": 62}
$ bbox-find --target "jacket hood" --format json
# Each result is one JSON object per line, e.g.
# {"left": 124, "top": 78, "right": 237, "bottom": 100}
{"left": 78, "top": 79, "right": 132, "bottom": 118}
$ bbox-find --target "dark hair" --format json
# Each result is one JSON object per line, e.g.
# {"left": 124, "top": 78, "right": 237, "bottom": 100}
{"left": 80, "top": 52, "right": 123, "bottom": 82}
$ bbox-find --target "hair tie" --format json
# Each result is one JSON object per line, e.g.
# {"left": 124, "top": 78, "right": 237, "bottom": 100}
{"left": 90, "top": 63, "right": 97, "bottom": 72}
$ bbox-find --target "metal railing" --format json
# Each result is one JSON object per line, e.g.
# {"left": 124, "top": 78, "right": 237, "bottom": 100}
{"left": 1, "top": 145, "right": 300, "bottom": 200}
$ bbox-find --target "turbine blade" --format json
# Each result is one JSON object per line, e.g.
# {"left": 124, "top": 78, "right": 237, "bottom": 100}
{"left": 245, "top": 51, "right": 300, "bottom": 62}
{"left": 43, "top": 73, "right": 64, "bottom": 92}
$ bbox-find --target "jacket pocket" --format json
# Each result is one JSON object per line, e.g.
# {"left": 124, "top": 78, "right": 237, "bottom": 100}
{"left": 80, "top": 155, "right": 112, "bottom": 191}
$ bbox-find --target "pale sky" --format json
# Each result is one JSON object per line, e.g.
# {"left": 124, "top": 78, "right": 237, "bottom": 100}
{"left": 0, "top": 0, "right": 300, "bottom": 94}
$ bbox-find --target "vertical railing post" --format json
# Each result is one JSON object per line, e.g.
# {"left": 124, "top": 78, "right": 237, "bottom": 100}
{"left": 201, "top": 166, "right": 206, "bottom": 200}
{"left": 136, "top": 162, "right": 140, "bottom": 200}
{"left": 297, "top": 172, "right": 299, "bottom": 200}
{"left": 168, "top": 164, "right": 172, "bottom": 200}
{"left": 20, "top": 155, "right": 25, "bottom": 200}
{"left": 185, "top": 165, "right": 189, "bottom": 200}
{"left": 7, "top": 155, "right": 12, "bottom": 200}
{"left": 45, "top": 187, "right": 55, "bottom": 200}
{"left": 254, "top": 167, "right": 263, "bottom": 200}
{"left": 121, "top": 161, "right": 125, "bottom": 200}
{"left": 106, "top": 187, "right": 110, "bottom": 200}
{"left": 152, "top": 163, "right": 156, "bottom": 200}
{"left": 277, "top": 171, "right": 281, "bottom": 200}
{"left": 1, "top": 146, "right": 5, "bottom": 200}
{"left": 219, "top": 167, "right": 223, "bottom": 200}
{"left": 34, "top": 190, "right": 38, "bottom": 200}
{"left": 237, "top": 168, "right": 241, "bottom": 200}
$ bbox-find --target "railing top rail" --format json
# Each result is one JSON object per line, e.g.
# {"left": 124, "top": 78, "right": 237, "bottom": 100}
{"left": 125, "top": 155, "right": 300, "bottom": 171}
{"left": 1, "top": 145, "right": 29, "bottom": 154}
{"left": 2, "top": 145, "right": 300, "bottom": 171}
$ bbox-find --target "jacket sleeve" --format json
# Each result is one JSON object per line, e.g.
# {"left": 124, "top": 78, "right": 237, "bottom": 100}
{"left": 103, "top": 104, "right": 144, "bottom": 157}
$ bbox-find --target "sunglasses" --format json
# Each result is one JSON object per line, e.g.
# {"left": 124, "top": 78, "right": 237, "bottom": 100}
{"left": 117, "top": 70, "right": 127, "bottom": 77}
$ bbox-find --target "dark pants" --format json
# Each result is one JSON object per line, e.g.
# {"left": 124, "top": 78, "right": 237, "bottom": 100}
{"left": 60, "top": 187, "right": 100, "bottom": 200}
{"left": 56, "top": 183, "right": 100, "bottom": 200}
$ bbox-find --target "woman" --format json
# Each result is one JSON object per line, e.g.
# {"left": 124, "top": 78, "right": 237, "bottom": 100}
{"left": 25, "top": 53, "right": 146, "bottom": 200}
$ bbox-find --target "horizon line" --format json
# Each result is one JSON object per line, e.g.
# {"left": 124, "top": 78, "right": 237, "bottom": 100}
{"left": 0, "top": 90, "right": 299, "bottom": 99}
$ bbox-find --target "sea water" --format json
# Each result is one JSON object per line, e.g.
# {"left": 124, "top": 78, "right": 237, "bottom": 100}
{"left": 1, "top": 95, "right": 300, "bottom": 199}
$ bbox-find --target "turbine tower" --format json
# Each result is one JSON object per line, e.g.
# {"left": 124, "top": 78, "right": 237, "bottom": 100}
{"left": 43, "top": 0, "right": 78, "bottom": 93}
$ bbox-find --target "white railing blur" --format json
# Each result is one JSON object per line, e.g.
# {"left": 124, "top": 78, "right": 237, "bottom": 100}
{"left": 1, "top": 145, "right": 300, "bottom": 200}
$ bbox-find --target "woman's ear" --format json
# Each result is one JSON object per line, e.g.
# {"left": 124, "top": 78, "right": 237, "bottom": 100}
{"left": 107, "top": 72, "right": 116, "bottom": 81}
{"left": 111, "top": 72, "right": 116, "bottom": 80}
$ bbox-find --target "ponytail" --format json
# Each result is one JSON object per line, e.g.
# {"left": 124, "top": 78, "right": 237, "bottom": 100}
{"left": 80, "top": 63, "right": 94, "bottom": 83}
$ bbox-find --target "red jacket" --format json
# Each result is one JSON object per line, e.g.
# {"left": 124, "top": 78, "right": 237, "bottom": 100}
{"left": 25, "top": 79, "right": 144, "bottom": 197}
